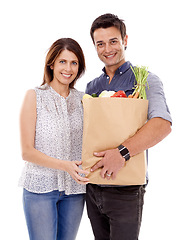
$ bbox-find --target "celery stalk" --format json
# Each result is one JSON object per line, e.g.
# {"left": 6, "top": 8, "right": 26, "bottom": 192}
{"left": 130, "top": 66, "right": 149, "bottom": 99}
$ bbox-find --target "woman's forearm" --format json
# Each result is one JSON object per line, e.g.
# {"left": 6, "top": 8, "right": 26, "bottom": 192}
{"left": 21, "top": 146, "right": 66, "bottom": 170}
{"left": 21, "top": 146, "right": 89, "bottom": 184}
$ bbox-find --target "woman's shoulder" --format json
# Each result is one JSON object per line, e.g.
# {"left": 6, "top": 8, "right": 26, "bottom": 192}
{"left": 35, "top": 83, "right": 50, "bottom": 92}
{"left": 21, "top": 89, "right": 37, "bottom": 113}
{"left": 33, "top": 84, "right": 52, "bottom": 101}
{"left": 71, "top": 88, "right": 84, "bottom": 99}
{"left": 24, "top": 89, "right": 36, "bottom": 101}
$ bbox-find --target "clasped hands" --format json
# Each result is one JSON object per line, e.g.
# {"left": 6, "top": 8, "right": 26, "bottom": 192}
{"left": 90, "top": 148, "right": 125, "bottom": 180}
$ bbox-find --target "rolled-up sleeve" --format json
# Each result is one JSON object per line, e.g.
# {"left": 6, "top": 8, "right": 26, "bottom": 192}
{"left": 146, "top": 73, "right": 172, "bottom": 124}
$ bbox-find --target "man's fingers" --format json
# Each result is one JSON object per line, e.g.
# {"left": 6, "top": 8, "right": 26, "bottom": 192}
{"left": 111, "top": 172, "right": 117, "bottom": 180}
{"left": 91, "top": 160, "right": 103, "bottom": 172}
{"left": 94, "top": 151, "right": 106, "bottom": 157}
{"left": 91, "top": 151, "right": 106, "bottom": 172}
{"left": 105, "top": 172, "right": 113, "bottom": 180}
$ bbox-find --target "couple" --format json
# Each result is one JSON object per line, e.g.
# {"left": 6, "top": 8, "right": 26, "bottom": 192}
{"left": 19, "top": 14, "right": 172, "bottom": 240}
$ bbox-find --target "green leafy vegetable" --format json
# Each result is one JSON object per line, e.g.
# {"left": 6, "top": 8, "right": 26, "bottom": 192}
{"left": 130, "top": 65, "right": 149, "bottom": 99}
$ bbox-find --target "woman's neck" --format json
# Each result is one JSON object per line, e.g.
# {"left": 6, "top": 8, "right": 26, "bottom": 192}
{"left": 49, "top": 81, "right": 70, "bottom": 98}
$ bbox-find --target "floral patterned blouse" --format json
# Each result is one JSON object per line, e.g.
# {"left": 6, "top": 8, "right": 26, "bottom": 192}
{"left": 19, "top": 84, "right": 86, "bottom": 195}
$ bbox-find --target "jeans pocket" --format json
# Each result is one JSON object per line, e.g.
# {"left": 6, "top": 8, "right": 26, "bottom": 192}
{"left": 114, "top": 185, "right": 141, "bottom": 196}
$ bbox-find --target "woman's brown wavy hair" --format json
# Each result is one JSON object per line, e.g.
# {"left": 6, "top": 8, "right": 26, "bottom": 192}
{"left": 42, "top": 38, "right": 85, "bottom": 88}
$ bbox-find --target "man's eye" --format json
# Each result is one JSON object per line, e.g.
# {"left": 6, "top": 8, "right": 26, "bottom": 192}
{"left": 97, "top": 43, "right": 104, "bottom": 48}
{"left": 111, "top": 40, "right": 118, "bottom": 45}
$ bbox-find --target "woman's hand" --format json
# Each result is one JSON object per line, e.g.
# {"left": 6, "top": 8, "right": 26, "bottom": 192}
{"left": 63, "top": 161, "right": 89, "bottom": 185}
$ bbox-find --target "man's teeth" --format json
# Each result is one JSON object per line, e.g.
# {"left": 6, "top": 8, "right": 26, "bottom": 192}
{"left": 106, "top": 54, "right": 115, "bottom": 58}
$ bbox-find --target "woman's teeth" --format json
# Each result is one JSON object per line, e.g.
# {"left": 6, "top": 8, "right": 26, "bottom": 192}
{"left": 62, "top": 73, "right": 71, "bottom": 78}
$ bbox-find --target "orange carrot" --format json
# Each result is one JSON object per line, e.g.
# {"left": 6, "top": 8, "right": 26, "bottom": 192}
{"left": 128, "top": 94, "right": 133, "bottom": 98}
{"left": 133, "top": 92, "right": 139, "bottom": 98}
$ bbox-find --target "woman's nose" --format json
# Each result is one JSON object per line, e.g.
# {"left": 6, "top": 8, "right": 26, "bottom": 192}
{"left": 64, "top": 63, "right": 72, "bottom": 72}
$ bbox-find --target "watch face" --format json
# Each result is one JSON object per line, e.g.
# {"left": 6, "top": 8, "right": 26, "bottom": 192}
{"left": 118, "top": 145, "right": 130, "bottom": 160}
{"left": 121, "top": 147, "right": 128, "bottom": 156}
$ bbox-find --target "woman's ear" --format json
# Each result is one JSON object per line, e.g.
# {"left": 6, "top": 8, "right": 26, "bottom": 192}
{"left": 50, "top": 65, "right": 53, "bottom": 70}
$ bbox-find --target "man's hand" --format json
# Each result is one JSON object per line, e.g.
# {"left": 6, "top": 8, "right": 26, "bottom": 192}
{"left": 91, "top": 148, "right": 125, "bottom": 180}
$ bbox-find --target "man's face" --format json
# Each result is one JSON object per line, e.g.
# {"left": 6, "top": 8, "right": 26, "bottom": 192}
{"left": 93, "top": 26, "right": 128, "bottom": 69}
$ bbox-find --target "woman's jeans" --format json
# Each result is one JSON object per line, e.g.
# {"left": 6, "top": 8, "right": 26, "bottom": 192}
{"left": 23, "top": 189, "right": 85, "bottom": 240}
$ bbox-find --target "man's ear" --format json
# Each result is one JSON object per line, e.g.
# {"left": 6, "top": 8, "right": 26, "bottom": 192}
{"left": 123, "top": 35, "right": 128, "bottom": 48}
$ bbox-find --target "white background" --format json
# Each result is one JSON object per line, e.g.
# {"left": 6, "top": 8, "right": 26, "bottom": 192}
{"left": 0, "top": 0, "right": 187, "bottom": 239}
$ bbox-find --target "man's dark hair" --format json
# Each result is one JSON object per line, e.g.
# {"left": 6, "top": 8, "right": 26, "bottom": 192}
{"left": 90, "top": 13, "right": 126, "bottom": 44}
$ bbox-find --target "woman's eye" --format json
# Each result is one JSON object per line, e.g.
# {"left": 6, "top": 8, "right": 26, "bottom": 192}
{"left": 60, "top": 60, "right": 65, "bottom": 63}
{"left": 72, "top": 61, "right": 78, "bottom": 65}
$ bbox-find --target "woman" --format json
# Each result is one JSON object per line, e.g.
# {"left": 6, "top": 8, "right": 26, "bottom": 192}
{"left": 19, "top": 38, "right": 89, "bottom": 240}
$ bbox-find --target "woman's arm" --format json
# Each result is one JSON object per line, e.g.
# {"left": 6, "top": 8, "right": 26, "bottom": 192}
{"left": 20, "top": 89, "right": 89, "bottom": 184}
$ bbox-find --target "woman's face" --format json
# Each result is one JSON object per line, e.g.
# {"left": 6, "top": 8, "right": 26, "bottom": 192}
{"left": 51, "top": 49, "right": 79, "bottom": 87}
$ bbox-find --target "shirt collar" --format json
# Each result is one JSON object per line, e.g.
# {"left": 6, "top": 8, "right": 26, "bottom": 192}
{"left": 102, "top": 61, "right": 131, "bottom": 76}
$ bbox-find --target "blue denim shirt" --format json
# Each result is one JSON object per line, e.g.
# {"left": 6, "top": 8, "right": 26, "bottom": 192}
{"left": 86, "top": 61, "right": 172, "bottom": 123}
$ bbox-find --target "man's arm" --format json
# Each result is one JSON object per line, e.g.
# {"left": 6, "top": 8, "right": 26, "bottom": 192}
{"left": 91, "top": 117, "right": 171, "bottom": 180}
{"left": 123, "top": 117, "right": 171, "bottom": 157}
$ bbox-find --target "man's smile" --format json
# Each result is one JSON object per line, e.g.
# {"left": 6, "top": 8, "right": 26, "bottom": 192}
{"left": 104, "top": 53, "right": 117, "bottom": 59}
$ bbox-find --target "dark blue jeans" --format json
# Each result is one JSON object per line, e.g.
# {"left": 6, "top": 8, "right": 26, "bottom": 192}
{"left": 86, "top": 184, "right": 145, "bottom": 240}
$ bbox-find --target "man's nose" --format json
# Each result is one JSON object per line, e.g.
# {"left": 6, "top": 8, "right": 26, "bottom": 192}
{"left": 105, "top": 43, "right": 113, "bottom": 52}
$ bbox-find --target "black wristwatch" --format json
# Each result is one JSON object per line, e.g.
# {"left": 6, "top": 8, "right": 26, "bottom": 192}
{"left": 118, "top": 145, "right": 130, "bottom": 161}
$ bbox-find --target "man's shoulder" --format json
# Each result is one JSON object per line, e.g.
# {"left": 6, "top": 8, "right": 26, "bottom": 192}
{"left": 87, "top": 73, "right": 104, "bottom": 86}
{"left": 147, "top": 72, "right": 163, "bottom": 88}
{"left": 86, "top": 73, "right": 104, "bottom": 94}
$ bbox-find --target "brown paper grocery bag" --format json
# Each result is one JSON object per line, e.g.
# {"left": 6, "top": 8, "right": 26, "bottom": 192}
{"left": 82, "top": 97, "right": 148, "bottom": 185}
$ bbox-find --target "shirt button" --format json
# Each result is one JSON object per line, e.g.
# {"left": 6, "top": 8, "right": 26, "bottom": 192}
{"left": 120, "top": 72, "right": 122, "bottom": 74}
{"left": 107, "top": 76, "right": 109, "bottom": 79}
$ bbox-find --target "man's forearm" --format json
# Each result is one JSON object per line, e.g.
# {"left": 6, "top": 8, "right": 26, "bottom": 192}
{"left": 91, "top": 117, "right": 171, "bottom": 176}
{"left": 122, "top": 117, "right": 172, "bottom": 157}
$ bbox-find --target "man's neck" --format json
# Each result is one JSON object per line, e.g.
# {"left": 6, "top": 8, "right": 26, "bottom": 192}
{"left": 105, "top": 60, "right": 126, "bottom": 84}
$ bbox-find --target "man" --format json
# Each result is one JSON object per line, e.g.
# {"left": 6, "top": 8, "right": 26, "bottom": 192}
{"left": 85, "top": 14, "right": 172, "bottom": 240}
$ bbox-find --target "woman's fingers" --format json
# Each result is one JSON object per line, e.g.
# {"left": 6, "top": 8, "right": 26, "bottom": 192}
{"left": 71, "top": 161, "right": 89, "bottom": 184}
{"left": 74, "top": 173, "right": 89, "bottom": 185}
